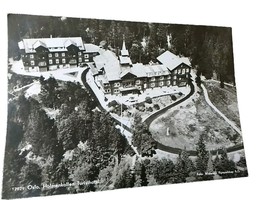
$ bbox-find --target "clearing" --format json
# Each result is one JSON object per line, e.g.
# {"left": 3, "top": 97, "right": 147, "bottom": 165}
{"left": 149, "top": 91, "right": 241, "bottom": 151}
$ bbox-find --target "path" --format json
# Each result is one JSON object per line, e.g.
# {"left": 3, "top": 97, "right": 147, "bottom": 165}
{"left": 205, "top": 79, "right": 236, "bottom": 88}
{"left": 201, "top": 84, "right": 242, "bottom": 135}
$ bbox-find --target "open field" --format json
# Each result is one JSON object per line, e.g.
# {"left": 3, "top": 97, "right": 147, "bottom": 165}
{"left": 149, "top": 92, "right": 241, "bottom": 151}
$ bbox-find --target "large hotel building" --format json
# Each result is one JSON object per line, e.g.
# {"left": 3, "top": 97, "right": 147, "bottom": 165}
{"left": 18, "top": 37, "right": 191, "bottom": 96}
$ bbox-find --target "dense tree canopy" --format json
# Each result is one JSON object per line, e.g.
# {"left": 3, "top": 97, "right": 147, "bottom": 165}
{"left": 8, "top": 14, "right": 236, "bottom": 85}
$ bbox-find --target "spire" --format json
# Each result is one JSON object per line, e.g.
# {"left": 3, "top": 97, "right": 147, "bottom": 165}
{"left": 122, "top": 38, "right": 127, "bottom": 51}
{"left": 119, "top": 35, "right": 132, "bottom": 65}
{"left": 121, "top": 35, "right": 129, "bottom": 57}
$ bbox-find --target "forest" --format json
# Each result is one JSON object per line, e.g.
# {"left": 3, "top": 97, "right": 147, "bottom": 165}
{"left": 8, "top": 14, "right": 236, "bottom": 87}
{"left": 3, "top": 75, "right": 247, "bottom": 199}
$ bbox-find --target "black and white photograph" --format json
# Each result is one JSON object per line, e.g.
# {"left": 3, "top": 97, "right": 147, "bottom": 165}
{"left": 2, "top": 12, "right": 251, "bottom": 199}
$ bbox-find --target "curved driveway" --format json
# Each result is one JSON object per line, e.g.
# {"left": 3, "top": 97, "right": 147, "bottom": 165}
{"left": 81, "top": 68, "right": 245, "bottom": 156}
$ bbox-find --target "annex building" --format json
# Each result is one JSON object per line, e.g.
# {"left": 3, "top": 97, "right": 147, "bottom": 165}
{"left": 18, "top": 37, "right": 191, "bottom": 96}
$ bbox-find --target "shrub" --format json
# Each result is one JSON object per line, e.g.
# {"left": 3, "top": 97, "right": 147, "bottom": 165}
{"left": 136, "top": 102, "right": 145, "bottom": 112}
{"left": 147, "top": 107, "right": 153, "bottom": 112}
{"left": 108, "top": 100, "right": 118, "bottom": 107}
{"left": 145, "top": 97, "right": 152, "bottom": 104}
{"left": 153, "top": 104, "right": 160, "bottom": 110}
{"left": 121, "top": 104, "right": 128, "bottom": 112}
{"left": 170, "top": 95, "right": 177, "bottom": 101}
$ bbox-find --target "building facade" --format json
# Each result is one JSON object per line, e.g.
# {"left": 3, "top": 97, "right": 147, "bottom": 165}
{"left": 93, "top": 41, "right": 191, "bottom": 96}
{"left": 18, "top": 37, "right": 191, "bottom": 96}
{"left": 18, "top": 37, "right": 99, "bottom": 72}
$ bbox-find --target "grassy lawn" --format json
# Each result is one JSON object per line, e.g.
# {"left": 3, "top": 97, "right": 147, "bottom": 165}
{"left": 203, "top": 81, "right": 241, "bottom": 128}
{"left": 149, "top": 93, "right": 241, "bottom": 151}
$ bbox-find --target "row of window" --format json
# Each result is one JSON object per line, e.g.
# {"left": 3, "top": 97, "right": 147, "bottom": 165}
{"left": 29, "top": 58, "right": 84, "bottom": 66}
{"left": 109, "top": 76, "right": 186, "bottom": 89}
{"left": 173, "top": 68, "right": 190, "bottom": 74}
{"left": 49, "top": 58, "right": 66, "bottom": 65}
{"left": 29, "top": 52, "right": 87, "bottom": 59}
{"left": 149, "top": 79, "right": 185, "bottom": 88}
{"left": 105, "top": 79, "right": 186, "bottom": 93}
{"left": 48, "top": 53, "right": 65, "bottom": 58}
{"left": 149, "top": 81, "right": 169, "bottom": 88}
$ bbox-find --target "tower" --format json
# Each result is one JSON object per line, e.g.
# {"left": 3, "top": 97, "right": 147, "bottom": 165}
{"left": 119, "top": 38, "right": 132, "bottom": 66}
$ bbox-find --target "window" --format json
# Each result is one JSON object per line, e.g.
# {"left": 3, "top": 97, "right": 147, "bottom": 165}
{"left": 84, "top": 54, "right": 89, "bottom": 58}
{"left": 62, "top": 58, "right": 66, "bottom": 64}
{"left": 167, "top": 75, "right": 171, "bottom": 79}
{"left": 181, "top": 69, "right": 185, "bottom": 74}
{"left": 56, "top": 59, "right": 59, "bottom": 64}
{"left": 48, "top": 53, "right": 52, "bottom": 57}
{"left": 78, "top": 57, "right": 83, "bottom": 62}
{"left": 159, "top": 81, "right": 164, "bottom": 86}
{"left": 137, "top": 86, "right": 142, "bottom": 90}
{"left": 151, "top": 77, "right": 155, "bottom": 82}
{"left": 150, "top": 83, "right": 155, "bottom": 87}
{"left": 173, "top": 81, "right": 177, "bottom": 85}
{"left": 49, "top": 59, "right": 53, "bottom": 64}
{"left": 174, "top": 69, "right": 177, "bottom": 74}
{"left": 136, "top": 80, "right": 140, "bottom": 85}
{"left": 30, "top": 60, "right": 35, "bottom": 66}
{"left": 105, "top": 89, "right": 111, "bottom": 93}
{"left": 114, "top": 89, "right": 119, "bottom": 93}
{"left": 62, "top": 53, "right": 65, "bottom": 57}
{"left": 173, "top": 75, "right": 177, "bottom": 79}
{"left": 55, "top": 53, "right": 59, "bottom": 57}
{"left": 160, "top": 76, "right": 164, "bottom": 80}
{"left": 115, "top": 82, "right": 120, "bottom": 87}
{"left": 30, "top": 54, "right": 34, "bottom": 59}
{"left": 78, "top": 52, "right": 82, "bottom": 56}
{"left": 167, "top": 80, "right": 171, "bottom": 85}
{"left": 144, "top": 83, "right": 147, "bottom": 89}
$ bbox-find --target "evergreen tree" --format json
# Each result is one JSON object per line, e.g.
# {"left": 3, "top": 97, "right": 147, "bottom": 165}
{"left": 19, "top": 162, "right": 42, "bottom": 198}
{"left": 216, "top": 148, "right": 236, "bottom": 178}
{"left": 196, "top": 134, "right": 209, "bottom": 177}
{"left": 132, "top": 114, "right": 156, "bottom": 156}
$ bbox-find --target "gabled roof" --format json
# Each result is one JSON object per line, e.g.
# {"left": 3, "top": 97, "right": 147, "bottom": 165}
{"left": 157, "top": 50, "right": 191, "bottom": 71}
{"left": 84, "top": 44, "right": 100, "bottom": 53}
{"left": 120, "top": 68, "right": 137, "bottom": 79}
{"left": 131, "top": 63, "right": 147, "bottom": 78}
{"left": 64, "top": 39, "right": 77, "bottom": 48}
{"left": 18, "top": 37, "right": 85, "bottom": 53}
{"left": 33, "top": 40, "right": 47, "bottom": 49}
{"left": 95, "top": 50, "right": 121, "bottom": 81}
